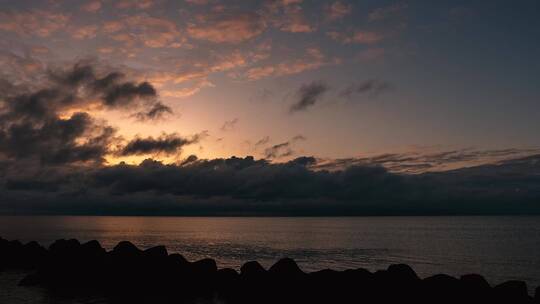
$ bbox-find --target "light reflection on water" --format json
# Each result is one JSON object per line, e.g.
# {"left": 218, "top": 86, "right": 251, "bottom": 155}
{"left": 1, "top": 216, "right": 539, "bottom": 294}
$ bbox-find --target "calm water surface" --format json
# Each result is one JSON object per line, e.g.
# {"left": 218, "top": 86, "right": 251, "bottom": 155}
{"left": 1, "top": 216, "right": 539, "bottom": 302}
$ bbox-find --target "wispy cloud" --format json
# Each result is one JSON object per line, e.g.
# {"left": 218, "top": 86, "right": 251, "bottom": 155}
{"left": 187, "top": 12, "right": 266, "bottom": 43}
{"left": 325, "top": 1, "right": 352, "bottom": 21}
{"left": 221, "top": 118, "right": 239, "bottom": 131}
{"left": 290, "top": 81, "right": 329, "bottom": 112}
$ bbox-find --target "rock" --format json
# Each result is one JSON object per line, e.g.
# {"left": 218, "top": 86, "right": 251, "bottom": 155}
{"left": 167, "top": 253, "right": 189, "bottom": 267}
{"left": 191, "top": 258, "right": 217, "bottom": 275}
{"left": 22, "top": 241, "right": 47, "bottom": 268}
{"left": 144, "top": 245, "right": 168, "bottom": 259}
{"left": 240, "top": 261, "right": 267, "bottom": 279}
{"left": 111, "top": 241, "right": 141, "bottom": 258}
{"left": 268, "top": 258, "right": 304, "bottom": 278}
{"left": 460, "top": 274, "right": 491, "bottom": 289}
{"left": 49, "top": 239, "right": 81, "bottom": 255}
{"left": 494, "top": 280, "right": 529, "bottom": 302}
{"left": 217, "top": 268, "right": 239, "bottom": 281}
{"left": 460, "top": 274, "right": 492, "bottom": 302}
{"left": 310, "top": 269, "right": 340, "bottom": 280}
{"left": 81, "top": 240, "right": 105, "bottom": 255}
{"left": 18, "top": 273, "right": 41, "bottom": 286}
{"left": 422, "top": 274, "right": 463, "bottom": 303}
{"left": 387, "top": 264, "right": 420, "bottom": 282}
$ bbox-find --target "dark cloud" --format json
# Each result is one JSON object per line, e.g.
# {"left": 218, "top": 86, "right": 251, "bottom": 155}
{"left": 132, "top": 102, "right": 173, "bottom": 121}
{"left": 103, "top": 81, "right": 156, "bottom": 107}
{"left": 255, "top": 136, "right": 270, "bottom": 146}
{"left": 340, "top": 79, "right": 392, "bottom": 99}
{"left": 264, "top": 142, "right": 293, "bottom": 159}
{"left": 0, "top": 61, "right": 174, "bottom": 165}
{"left": 292, "top": 135, "right": 306, "bottom": 142}
{"left": 180, "top": 154, "right": 198, "bottom": 166}
{"left": 119, "top": 133, "right": 199, "bottom": 156}
{"left": 2, "top": 154, "right": 540, "bottom": 215}
{"left": 290, "top": 81, "right": 329, "bottom": 113}
{"left": 220, "top": 118, "right": 239, "bottom": 131}
{"left": 313, "top": 148, "right": 540, "bottom": 173}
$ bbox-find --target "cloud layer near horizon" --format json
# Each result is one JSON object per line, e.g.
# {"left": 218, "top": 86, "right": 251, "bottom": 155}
{"left": 1, "top": 153, "right": 540, "bottom": 215}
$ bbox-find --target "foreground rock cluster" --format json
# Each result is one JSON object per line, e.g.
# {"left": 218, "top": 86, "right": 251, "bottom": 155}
{"left": 1, "top": 237, "right": 539, "bottom": 304}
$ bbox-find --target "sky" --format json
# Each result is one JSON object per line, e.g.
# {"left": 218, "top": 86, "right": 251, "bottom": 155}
{"left": 0, "top": 0, "right": 540, "bottom": 215}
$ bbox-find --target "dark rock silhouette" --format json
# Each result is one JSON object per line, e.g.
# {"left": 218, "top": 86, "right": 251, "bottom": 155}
{"left": 268, "top": 257, "right": 305, "bottom": 278}
{"left": 495, "top": 280, "right": 530, "bottom": 303}
{"left": 0, "top": 237, "right": 537, "bottom": 304}
{"left": 240, "top": 260, "right": 266, "bottom": 279}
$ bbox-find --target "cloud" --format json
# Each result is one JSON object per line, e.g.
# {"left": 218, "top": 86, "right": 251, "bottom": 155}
{"left": 368, "top": 3, "right": 408, "bottom": 22}
{"left": 327, "top": 30, "right": 385, "bottom": 44}
{"left": 221, "top": 118, "right": 239, "bottom": 131}
{"left": 292, "top": 135, "right": 306, "bottom": 141}
{"left": 81, "top": 1, "right": 102, "bottom": 13}
{"left": 116, "top": 0, "right": 156, "bottom": 10}
{"left": 3, "top": 153, "right": 540, "bottom": 215}
{"left": 102, "top": 15, "right": 183, "bottom": 48}
{"left": 264, "top": 0, "right": 315, "bottom": 33}
{"left": 263, "top": 135, "right": 305, "bottom": 158}
{"left": 185, "top": 0, "right": 210, "bottom": 5}
{"left": 70, "top": 25, "right": 99, "bottom": 40}
{"left": 0, "top": 10, "right": 70, "bottom": 37}
{"left": 0, "top": 61, "right": 170, "bottom": 165}
{"left": 244, "top": 48, "right": 331, "bottom": 80}
{"left": 290, "top": 81, "right": 329, "bottom": 112}
{"left": 187, "top": 12, "right": 266, "bottom": 43}
{"left": 339, "top": 79, "right": 393, "bottom": 99}
{"left": 119, "top": 133, "right": 199, "bottom": 156}
{"left": 255, "top": 136, "right": 270, "bottom": 146}
{"left": 313, "top": 148, "right": 540, "bottom": 174}
{"left": 325, "top": 1, "right": 352, "bottom": 21}
{"left": 264, "top": 142, "right": 293, "bottom": 159}
{"left": 132, "top": 102, "right": 173, "bottom": 122}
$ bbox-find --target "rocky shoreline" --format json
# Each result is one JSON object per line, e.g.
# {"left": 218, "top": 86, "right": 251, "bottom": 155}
{"left": 1, "top": 237, "right": 539, "bottom": 303}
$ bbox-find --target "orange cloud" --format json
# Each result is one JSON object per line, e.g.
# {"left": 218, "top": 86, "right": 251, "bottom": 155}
{"left": 0, "top": 10, "right": 70, "bottom": 37}
{"left": 244, "top": 47, "right": 333, "bottom": 80}
{"left": 264, "top": 0, "right": 315, "bottom": 33}
{"left": 102, "top": 15, "right": 183, "bottom": 48}
{"left": 81, "top": 1, "right": 102, "bottom": 13}
{"left": 116, "top": 0, "right": 156, "bottom": 10}
{"left": 328, "top": 30, "right": 384, "bottom": 44}
{"left": 71, "top": 25, "right": 99, "bottom": 39}
{"left": 187, "top": 12, "right": 266, "bottom": 43}
{"left": 325, "top": 1, "right": 352, "bottom": 21}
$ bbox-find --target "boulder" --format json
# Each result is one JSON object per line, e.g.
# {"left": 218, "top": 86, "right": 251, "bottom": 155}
{"left": 460, "top": 274, "right": 491, "bottom": 290}
{"left": 191, "top": 258, "right": 218, "bottom": 276}
{"left": 460, "top": 274, "right": 492, "bottom": 302}
{"left": 268, "top": 258, "right": 305, "bottom": 278}
{"left": 111, "top": 241, "right": 141, "bottom": 258}
{"left": 81, "top": 240, "right": 105, "bottom": 256}
{"left": 240, "top": 261, "right": 267, "bottom": 279}
{"left": 217, "top": 268, "right": 239, "bottom": 281}
{"left": 494, "top": 280, "right": 529, "bottom": 303}
{"left": 18, "top": 273, "right": 42, "bottom": 286}
{"left": 144, "top": 245, "right": 168, "bottom": 259}
{"left": 387, "top": 264, "right": 420, "bottom": 282}
{"left": 422, "top": 274, "right": 463, "bottom": 303}
{"left": 49, "top": 239, "right": 81, "bottom": 256}
{"left": 22, "top": 241, "right": 48, "bottom": 268}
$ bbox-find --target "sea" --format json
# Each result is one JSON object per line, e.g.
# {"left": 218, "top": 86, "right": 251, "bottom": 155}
{"left": 0, "top": 216, "right": 539, "bottom": 303}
